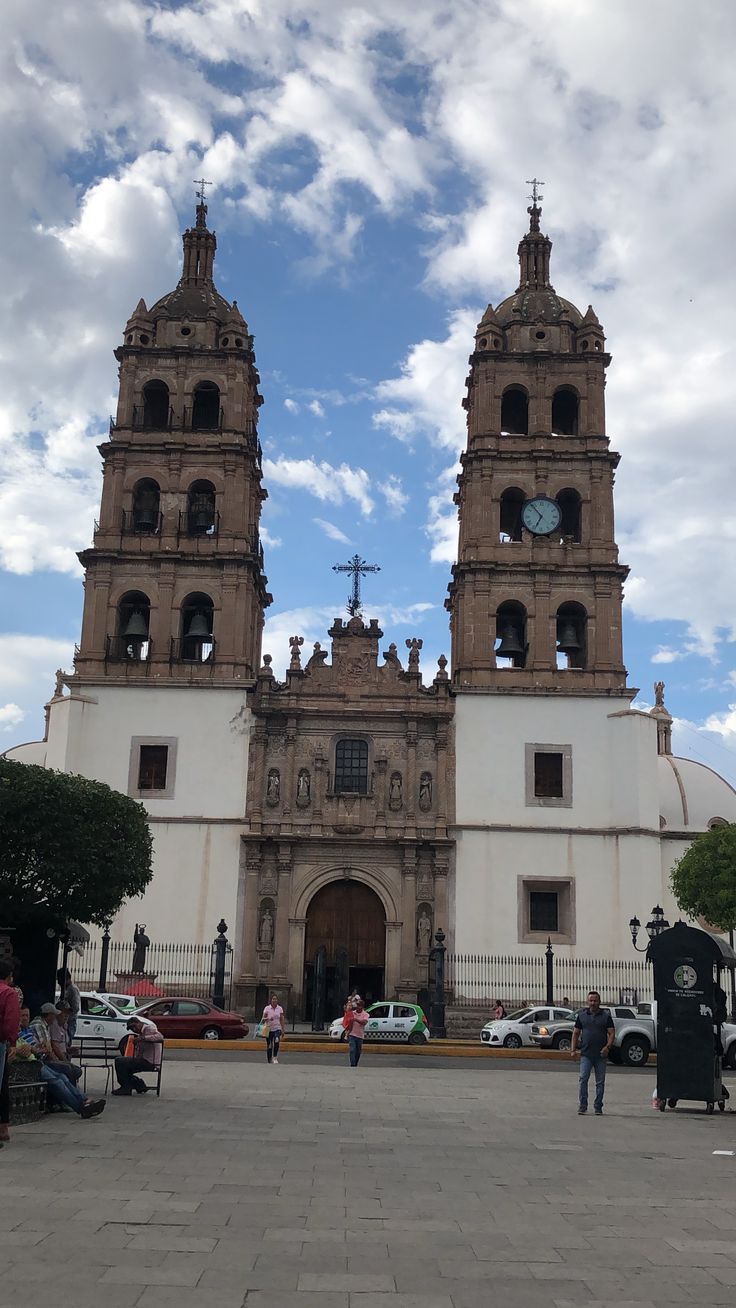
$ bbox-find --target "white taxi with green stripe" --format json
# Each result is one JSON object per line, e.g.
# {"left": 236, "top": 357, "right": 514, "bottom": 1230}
{"left": 329, "top": 1001, "right": 431, "bottom": 1044}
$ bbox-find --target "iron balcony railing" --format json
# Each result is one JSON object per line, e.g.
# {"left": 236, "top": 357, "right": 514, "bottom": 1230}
{"left": 169, "top": 638, "right": 217, "bottom": 665}
{"left": 120, "top": 509, "right": 163, "bottom": 534}
{"left": 109, "top": 412, "right": 259, "bottom": 445}
{"left": 178, "top": 509, "right": 221, "bottom": 539}
{"left": 105, "top": 635, "right": 152, "bottom": 663}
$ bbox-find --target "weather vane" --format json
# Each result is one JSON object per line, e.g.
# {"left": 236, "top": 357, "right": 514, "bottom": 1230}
{"left": 332, "top": 554, "right": 381, "bottom": 617}
{"left": 194, "top": 178, "right": 213, "bottom": 205}
{"left": 526, "top": 177, "right": 544, "bottom": 205}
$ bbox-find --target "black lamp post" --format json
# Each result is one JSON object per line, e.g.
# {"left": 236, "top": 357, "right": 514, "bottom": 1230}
{"left": 211, "top": 919, "right": 229, "bottom": 1010}
{"left": 98, "top": 921, "right": 112, "bottom": 993}
{"left": 429, "top": 928, "right": 447, "bottom": 1039}
{"left": 629, "top": 904, "right": 670, "bottom": 953}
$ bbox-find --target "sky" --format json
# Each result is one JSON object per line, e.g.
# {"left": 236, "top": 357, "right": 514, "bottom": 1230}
{"left": 1, "top": 0, "right": 736, "bottom": 786}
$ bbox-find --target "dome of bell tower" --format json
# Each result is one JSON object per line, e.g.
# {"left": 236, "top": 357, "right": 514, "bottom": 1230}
{"left": 148, "top": 196, "right": 233, "bottom": 325}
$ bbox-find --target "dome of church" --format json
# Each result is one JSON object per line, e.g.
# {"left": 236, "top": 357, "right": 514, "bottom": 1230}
{"left": 149, "top": 282, "right": 232, "bottom": 322}
{"left": 493, "top": 287, "right": 583, "bottom": 327}
{"left": 657, "top": 754, "right": 736, "bottom": 830}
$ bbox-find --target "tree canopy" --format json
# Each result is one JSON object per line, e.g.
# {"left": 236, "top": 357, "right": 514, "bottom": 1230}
{"left": 0, "top": 759, "right": 153, "bottom": 928}
{"left": 670, "top": 822, "right": 736, "bottom": 934}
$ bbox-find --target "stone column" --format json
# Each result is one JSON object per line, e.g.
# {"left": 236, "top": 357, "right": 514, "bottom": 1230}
{"left": 281, "top": 717, "right": 298, "bottom": 833}
{"left": 287, "top": 917, "right": 307, "bottom": 1013}
{"left": 435, "top": 726, "right": 448, "bottom": 838}
{"left": 374, "top": 757, "right": 388, "bottom": 839}
{"left": 248, "top": 722, "right": 267, "bottom": 835}
{"left": 405, "top": 721, "right": 417, "bottom": 840}
{"left": 311, "top": 755, "right": 326, "bottom": 837}
{"left": 272, "top": 846, "right": 292, "bottom": 982}
{"left": 239, "top": 853, "right": 261, "bottom": 981}
{"left": 385, "top": 920, "right": 403, "bottom": 998}
{"left": 400, "top": 848, "right": 417, "bottom": 984}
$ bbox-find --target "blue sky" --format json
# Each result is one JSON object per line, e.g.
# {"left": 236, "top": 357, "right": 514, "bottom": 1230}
{"left": 2, "top": 0, "right": 736, "bottom": 786}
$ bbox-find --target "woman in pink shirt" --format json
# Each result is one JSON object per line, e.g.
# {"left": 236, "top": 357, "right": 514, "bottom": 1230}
{"left": 262, "top": 993, "right": 285, "bottom": 1064}
{"left": 347, "top": 996, "right": 369, "bottom": 1067}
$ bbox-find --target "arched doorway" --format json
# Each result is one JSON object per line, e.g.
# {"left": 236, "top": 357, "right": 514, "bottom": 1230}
{"left": 303, "top": 880, "right": 386, "bottom": 1020}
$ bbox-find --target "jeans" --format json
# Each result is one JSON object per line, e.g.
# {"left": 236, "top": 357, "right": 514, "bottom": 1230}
{"left": 40, "top": 1064, "right": 86, "bottom": 1115}
{"left": 115, "top": 1056, "right": 155, "bottom": 1091}
{"left": 266, "top": 1030, "right": 281, "bottom": 1063}
{"left": 47, "top": 1061, "right": 81, "bottom": 1083}
{"left": 348, "top": 1035, "right": 363, "bottom": 1067}
{"left": 579, "top": 1053, "right": 607, "bottom": 1110}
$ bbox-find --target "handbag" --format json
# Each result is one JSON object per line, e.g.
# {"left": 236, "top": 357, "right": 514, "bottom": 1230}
{"left": 256, "top": 1020, "right": 269, "bottom": 1038}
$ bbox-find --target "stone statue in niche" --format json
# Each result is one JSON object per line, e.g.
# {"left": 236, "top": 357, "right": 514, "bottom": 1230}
{"left": 266, "top": 768, "right": 280, "bottom": 806}
{"left": 419, "top": 772, "right": 432, "bottom": 811}
{"left": 416, "top": 907, "right": 432, "bottom": 954}
{"left": 296, "top": 768, "right": 311, "bottom": 807}
{"left": 389, "top": 771, "right": 403, "bottom": 810}
{"left": 258, "top": 906, "right": 274, "bottom": 950}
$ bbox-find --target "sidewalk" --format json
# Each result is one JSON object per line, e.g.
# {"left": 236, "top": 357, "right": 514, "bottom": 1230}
{"left": 2, "top": 1058, "right": 734, "bottom": 1306}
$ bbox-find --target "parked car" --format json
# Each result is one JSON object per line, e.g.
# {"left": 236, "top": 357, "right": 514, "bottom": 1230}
{"left": 721, "top": 1022, "right": 736, "bottom": 1069}
{"left": 527, "top": 1014, "right": 578, "bottom": 1051}
{"left": 134, "top": 996, "right": 249, "bottom": 1041}
{"left": 529, "top": 1005, "right": 656, "bottom": 1066}
{"left": 97, "top": 991, "right": 138, "bottom": 1011}
{"left": 328, "top": 1001, "right": 430, "bottom": 1044}
{"left": 75, "top": 992, "right": 133, "bottom": 1043}
{"left": 480, "top": 1006, "right": 575, "bottom": 1049}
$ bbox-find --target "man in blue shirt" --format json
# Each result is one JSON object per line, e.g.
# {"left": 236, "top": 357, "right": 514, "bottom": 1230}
{"left": 571, "top": 990, "right": 615, "bottom": 1115}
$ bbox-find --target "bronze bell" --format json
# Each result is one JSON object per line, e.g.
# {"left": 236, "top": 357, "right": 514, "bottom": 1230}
{"left": 122, "top": 609, "right": 148, "bottom": 638}
{"left": 557, "top": 620, "right": 581, "bottom": 654}
{"left": 134, "top": 503, "right": 156, "bottom": 530}
{"left": 496, "top": 622, "right": 524, "bottom": 657}
{"left": 187, "top": 611, "right": 212, "bottom": 638}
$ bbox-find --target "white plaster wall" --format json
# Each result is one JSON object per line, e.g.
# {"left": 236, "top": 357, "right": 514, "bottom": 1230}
{"left": 40, "top": 684, "right": 251, "bottom": 945}
{"left": 453, "top": 694, "right": 664, "bottom": 957}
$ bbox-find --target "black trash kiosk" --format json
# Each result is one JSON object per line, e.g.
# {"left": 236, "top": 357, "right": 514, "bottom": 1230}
{"left": 648, "top": 921, "right": 735, "bottom": 1113}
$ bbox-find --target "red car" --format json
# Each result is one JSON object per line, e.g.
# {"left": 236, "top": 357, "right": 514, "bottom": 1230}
{"left": 135, "top": 997, "right": 249, "bottom": 1040}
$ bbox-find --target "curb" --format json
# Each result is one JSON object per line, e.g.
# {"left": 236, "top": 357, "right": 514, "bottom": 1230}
{"left": 167, "top": 1038, "right": 656, "bottom": 1062}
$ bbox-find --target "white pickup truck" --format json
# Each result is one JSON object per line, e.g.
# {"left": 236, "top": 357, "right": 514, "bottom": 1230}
{"left": 531, "top": 1001, "right": 736, "bottom": 1069}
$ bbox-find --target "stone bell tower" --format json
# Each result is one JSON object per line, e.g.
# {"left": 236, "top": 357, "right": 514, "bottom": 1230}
{"left": 449, "top": 187, "right": 644, "bottom": 962}
{"left": 39, "top": 192, "right": 272, "bottom": 949}
{"left": 74, "top": 192, "right": 271, "bottom": 685}
{"left": 446, "top": 187, "right": 628, "bottom": 693}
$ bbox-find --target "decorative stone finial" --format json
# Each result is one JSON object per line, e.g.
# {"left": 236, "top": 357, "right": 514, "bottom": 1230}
{"left": 53, "top": 669, "right": 66, "bottom": 697}
{"left": 435, "top": 654, "right": 449, "bottom": 681}
{"left": 259, "top": 653, "right": 274, "bottom": 678}
{"left": 383, "top": 642, "right": 402, "bottom": 669}
{"left": 405, "top": 637, "right": 423, "bottom": 671}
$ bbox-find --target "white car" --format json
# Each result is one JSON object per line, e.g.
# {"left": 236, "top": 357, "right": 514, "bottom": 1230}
{"left": 722, "top": 1022, "right": 736, "bottom": 1069}
{"left": 480, "top": 1005, "right": 575, "bottom": 1049}
{"left": 329, "top": 1001, "right": 431, "bottom": 1044}
{"left": 74, "top": 992, "right": 133, "bottom": 1043}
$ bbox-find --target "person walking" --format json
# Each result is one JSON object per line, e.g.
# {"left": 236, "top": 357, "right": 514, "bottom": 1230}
{"left": 261, "top": 994, "right": 285, "bottom": 1065}
{"left": 571, "top": 990, "right": 615, "bottom": 1115}
{"left": 0, "top": 960, "right": 21, "bottom": 1147}
{"left": 346, "top": 996, "right": 369, "bottom": 1068}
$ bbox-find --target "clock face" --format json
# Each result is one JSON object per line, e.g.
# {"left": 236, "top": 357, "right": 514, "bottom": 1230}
{"left": 521, "top": 495, "right": 562, "bottom": 536}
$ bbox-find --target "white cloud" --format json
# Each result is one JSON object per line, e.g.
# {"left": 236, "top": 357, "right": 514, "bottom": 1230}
{"left": 373, "top": 309, "right": 476, "bottom": 452}
{"left": 651, "top": 647, "right": 684, "bottom": 665}
{"left": 378, "top": 475, "right": 408, "bottom": 516}
{"left": 260, "top": 526, "right": 282, "bottom": 548}
{"left": 0, "top": 704, "right": 25, "bottom": 732}
{"left": 0, "top": 634, "right": 76, "bottom": 692}
{"left": 702, "top": 705, "right": 736, "bottom": 741}
{"left": 263, "top": 455, "right": 374, "bottom": 516}
{"left": 308, "top": 400, "right": 325, "bottom": 418}
{"left": 313, "top": 518, "right": 351, "bottom": 544}
{"left": 283, "top": 398, "right": 299, "bottom": 413}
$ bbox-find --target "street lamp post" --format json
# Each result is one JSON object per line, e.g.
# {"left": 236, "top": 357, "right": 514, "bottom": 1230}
{"left": 429, "top": 928, "right": 447, "bottom": 1039}
{"left": 628, "top": 904, "right": 670, "bottom": 953}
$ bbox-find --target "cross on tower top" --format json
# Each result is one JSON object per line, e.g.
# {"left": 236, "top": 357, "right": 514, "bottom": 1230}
{"left": 194, "top": 178, "right": 213, "bottom": 204}
{"left": 332, "top": 554, "right": 381, "bottom": 617}
{"left": 526, "top": 177, "right": 544, "bottom": 205}
{"left": 194, "top": 178, "right": 213, "bottom": 228}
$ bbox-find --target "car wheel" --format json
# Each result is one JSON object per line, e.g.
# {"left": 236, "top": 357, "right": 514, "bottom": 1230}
{"left": 667, "top": 1098, "right": 678, "bottom": 1109}
{"left": 408, "top": 1031, "right": 425, "bottom": 1046}
{"left": 552, "top": 1033, "right": 572, "bottom": 1052}
{"left": 503, "top": 1033, "right": 523, "bottom": 1049}
{"left": 201, "top": 1026, "right": 222, "bottom": 1040}
{"left": 620, "top": 1035, "right": 650, "bottom": 1067}
{"left": 706, "top": 1101, "right": 714, "bottom": 1114}
{"left": 118, "top": 1037, "right": 128, "bottom": 1056}
{"left": 726, "top": 1045, "right": 736, "bottom": 1071}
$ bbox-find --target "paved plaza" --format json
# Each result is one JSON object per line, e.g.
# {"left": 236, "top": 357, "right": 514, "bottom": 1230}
{"left": 2, "top": 1054, "right": 736, "bottom": 1307}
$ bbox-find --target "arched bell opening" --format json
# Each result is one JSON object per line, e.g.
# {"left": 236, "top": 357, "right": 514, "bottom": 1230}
{"left": 499, "top": 487, "right": 525, "bottom": 542}
{"left": 180, "top": 592, "right": 215, "bottom": 663}
{"left": 115, "top": 591, "right": 151, "bottom": 661}
{"left": 131, "top": 478, "right": 161, "bottom": 534}
{"left": 191, "top": 380, "right": 221, "bottom": 430}
{"left": 557, "top": 488, "right": 582, "bottom": 542}
{"left": 187, "top": 480, "right": 217, "bottom": 536}
{"left": 141, "top": 380, "right": 170, "bottom": 430}
{"left": 500, "top": 386, "right": 528, "bottom": 435}
{"left": 495, "top": 601, "right": 527, "bottom": 669}
{"left": 556, "top": 602, "right": 587, "bottom": 669}
{"left": 551, "top": 386, "right": 579, "bottom": 436}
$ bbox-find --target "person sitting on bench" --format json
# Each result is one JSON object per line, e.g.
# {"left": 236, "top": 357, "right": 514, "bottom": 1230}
{"left": 113, "top": 1016, "right": 163, "bottom": 1096}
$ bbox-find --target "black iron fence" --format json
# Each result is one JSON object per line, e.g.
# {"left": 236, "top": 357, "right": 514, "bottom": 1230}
{"left": 446, "top": 951, "right": 653, "bottom": 1009}
{"left": 73, "top": 938, "right": 231, "bottom": 1006}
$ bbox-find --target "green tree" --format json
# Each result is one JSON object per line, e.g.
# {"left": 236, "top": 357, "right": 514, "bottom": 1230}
{"left": 670, "top": 823, "right": 736, "bottom": 933}
{"left": 0, "top": 759, "right": 153, "bottom": 927}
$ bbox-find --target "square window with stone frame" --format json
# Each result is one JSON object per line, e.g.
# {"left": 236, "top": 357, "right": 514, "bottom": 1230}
{"left": 529, "top": 890, "right": 559, "bottom": 933}
{"left": 334, "top": 739, "right": 369, "bottom": 795}
{"left": 138, "top": 744, "right": 168, "bottom": 791}
{"left": 534, "top": 751, "right": 563, "bottom": 798}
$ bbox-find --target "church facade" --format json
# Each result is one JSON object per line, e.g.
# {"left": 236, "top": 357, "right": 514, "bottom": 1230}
{"left": 7, "top": 193, "right": 736, "bottom": 1013}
